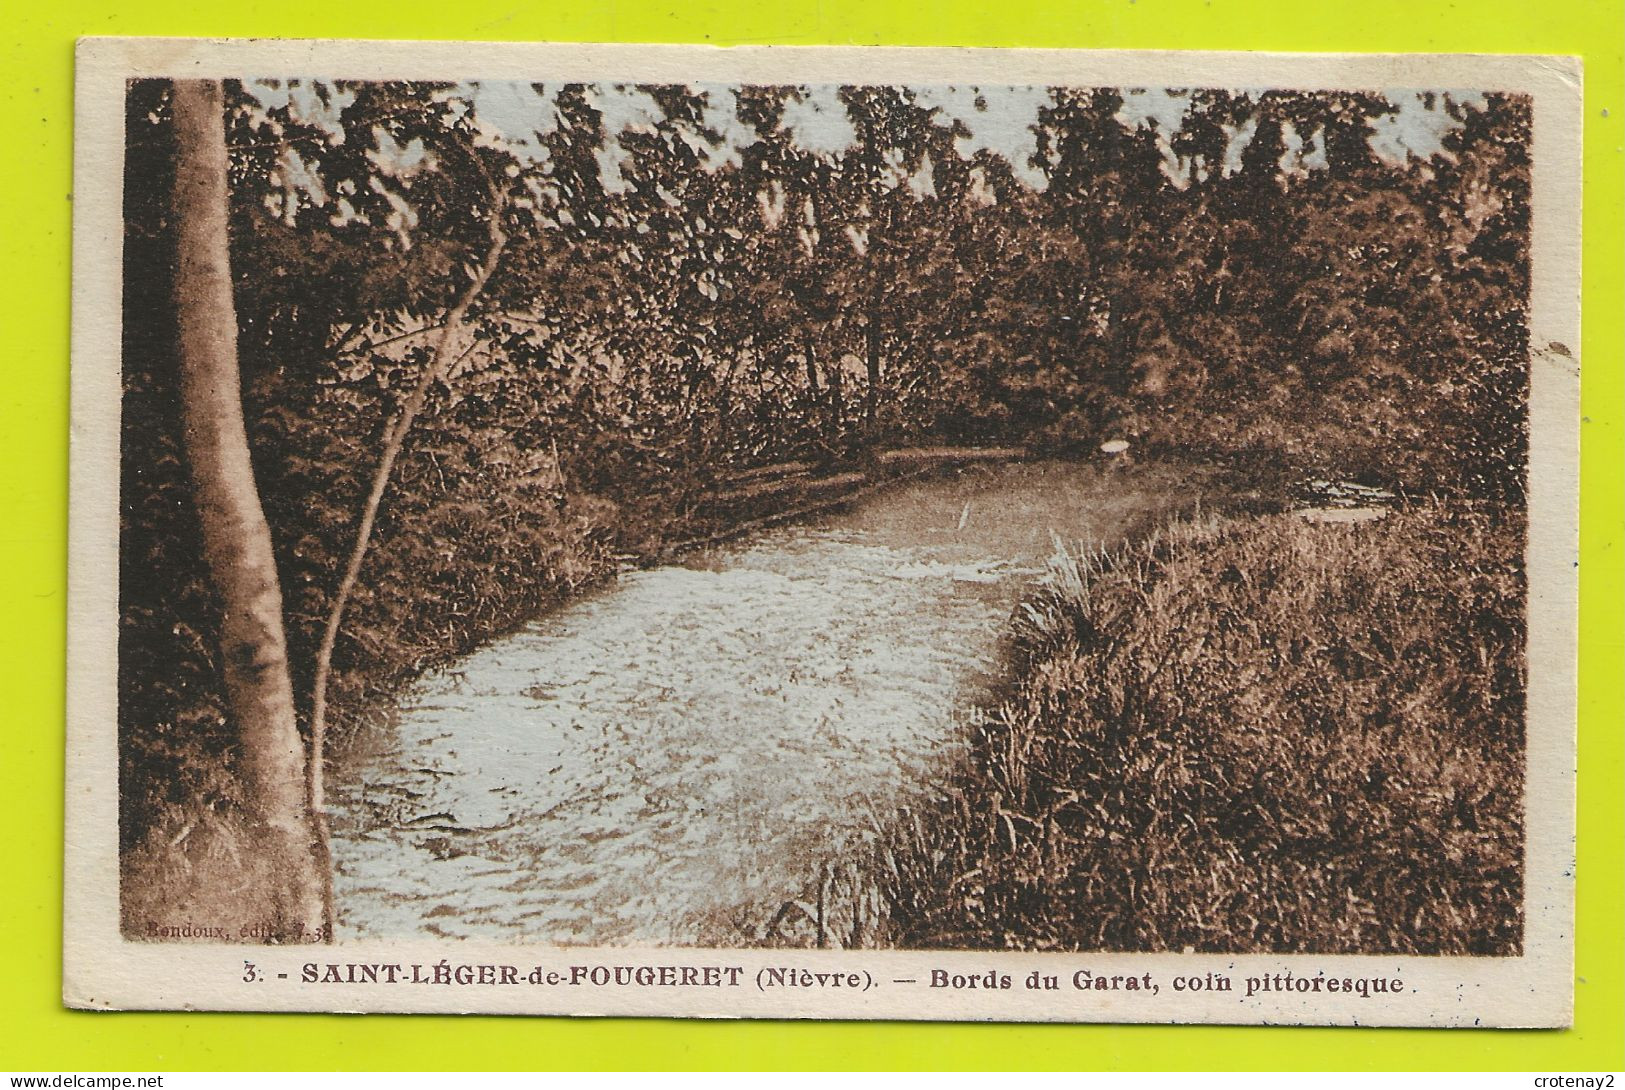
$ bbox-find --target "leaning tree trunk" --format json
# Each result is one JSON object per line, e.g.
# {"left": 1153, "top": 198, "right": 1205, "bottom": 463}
{"left": 305, "top": 192, "right": 508, "bottom": 916}
{"left": 169, "top": 79, "right": 328, "bottom": 942}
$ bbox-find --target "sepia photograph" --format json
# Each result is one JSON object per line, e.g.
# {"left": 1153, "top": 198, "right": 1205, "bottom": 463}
{"left": 65, "top": 39, "right": 1581, "bottom": 1024}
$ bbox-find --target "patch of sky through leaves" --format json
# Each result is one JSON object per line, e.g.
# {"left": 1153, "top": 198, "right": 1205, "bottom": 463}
{"left": 913, "top": 85, "right": 1055, "bottom": 189}
{"left": 1368, "top": 90, "right": 1489, "bottom": 166}
{"left": 241, "top": 79, "right": 1492, "bottom": 236}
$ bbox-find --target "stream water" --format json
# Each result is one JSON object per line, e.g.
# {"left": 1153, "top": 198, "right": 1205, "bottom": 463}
{"left": 329, "top": 459, "right": 1219, "bottom": 945}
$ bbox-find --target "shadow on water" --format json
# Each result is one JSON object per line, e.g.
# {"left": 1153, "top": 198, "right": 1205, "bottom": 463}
{"left": 329, "top": 459, "right": 1223, "bottom": 945}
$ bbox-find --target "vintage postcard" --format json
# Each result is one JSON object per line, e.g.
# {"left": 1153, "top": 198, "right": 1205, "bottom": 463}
{"left": 67, "top": 38, "right": 1581, "bottom": 1024}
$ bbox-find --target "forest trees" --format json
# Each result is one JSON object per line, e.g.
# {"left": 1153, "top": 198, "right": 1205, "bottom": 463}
{"left": 120, "top": 78, "right": 1532, "bottom": 938}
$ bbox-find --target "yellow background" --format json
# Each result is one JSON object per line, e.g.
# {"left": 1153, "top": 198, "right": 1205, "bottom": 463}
{"left": 4, "top": 0, "right": 1621, "bottom": 1071}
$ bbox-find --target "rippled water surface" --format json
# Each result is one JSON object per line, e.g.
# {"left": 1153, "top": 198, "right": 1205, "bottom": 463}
{"left": 330, "top": 460, "right": 1215, "bottom": 944}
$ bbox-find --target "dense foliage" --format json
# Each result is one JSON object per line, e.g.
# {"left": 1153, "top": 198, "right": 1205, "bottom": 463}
{"left": 119, "top": 77, "right": 1531, "bottom": 889}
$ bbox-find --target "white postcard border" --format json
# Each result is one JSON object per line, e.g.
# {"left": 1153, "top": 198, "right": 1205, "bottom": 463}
{"left": 66, "top": 38, "right": 1583, "bottom": 1026}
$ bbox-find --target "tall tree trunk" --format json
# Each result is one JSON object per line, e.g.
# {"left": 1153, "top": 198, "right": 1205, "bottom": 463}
{"left": 864, "top": 311, "right": 882, "bottom": 431}
{"left": 802, "top": 335, "right": 823, "bottom": 439}
{"left": 827, "top": 346, "right": 845, "bottom": 448}
{"left": 169, "top": 78, "right": 327, "bottom": 942}
{"left": 803, "top": 336, "right": 821, "bottom": 396}
{"left": 715, "top": 349, "right": 743, "bottom": 459}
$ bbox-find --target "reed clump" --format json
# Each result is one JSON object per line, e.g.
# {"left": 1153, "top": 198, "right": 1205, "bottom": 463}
{"left": 873, "top": 505, "right": 1526, "bottom": 954}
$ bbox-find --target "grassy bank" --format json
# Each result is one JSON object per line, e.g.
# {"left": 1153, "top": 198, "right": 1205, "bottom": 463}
{"left": 868, "top": 504, "right": 1526, "bottom": 955}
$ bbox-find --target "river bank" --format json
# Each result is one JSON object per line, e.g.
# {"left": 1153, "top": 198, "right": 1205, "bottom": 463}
{"left": 119, "top": 444, "right": 1133, "bottom": 936}
{"left": 857, "top": 502, "right": 1526, "bottom": 955}
{"left": 124, "top": 441, "right": 1497, "bottom": 953}
{"left": 324, "top": 457, "right": 1227, "bottom": 944}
